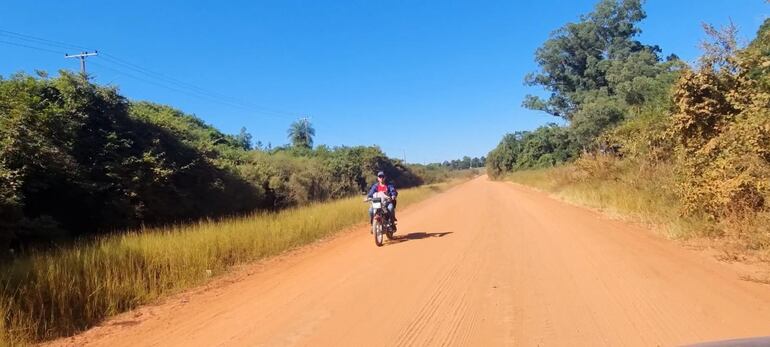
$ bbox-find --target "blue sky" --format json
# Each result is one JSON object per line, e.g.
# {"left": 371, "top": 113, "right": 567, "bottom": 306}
{"left": 1, "top": 1, "right": 767, "bottom": 163}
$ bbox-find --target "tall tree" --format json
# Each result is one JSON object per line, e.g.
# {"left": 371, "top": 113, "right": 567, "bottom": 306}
{"left": 287, "top": 118, "right": 315, "bottom": 149}
{"left": 522, "top": 0, "right": 681, "bottom": 150}
{"left": 235, "top": 126, "right": 253, "bottom": 150}
{"left": 523, "top": 0, "right": 653, "bottom": 120}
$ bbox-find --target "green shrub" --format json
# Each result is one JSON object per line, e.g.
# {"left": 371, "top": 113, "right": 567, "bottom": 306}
{"left": 0, "top": 73, "right": 426, "bottom": 253}
{"left": 670, "top": 22, "right": 770, "bottom": 219}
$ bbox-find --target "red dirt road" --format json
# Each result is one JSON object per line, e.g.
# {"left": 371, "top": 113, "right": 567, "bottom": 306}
{"left": 49, "top": 176, "right": 770, "bottom": 346}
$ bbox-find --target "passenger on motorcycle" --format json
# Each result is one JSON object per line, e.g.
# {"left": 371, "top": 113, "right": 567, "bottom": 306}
{"left": 367, "top": 171, "right": 398, "bottom": 225}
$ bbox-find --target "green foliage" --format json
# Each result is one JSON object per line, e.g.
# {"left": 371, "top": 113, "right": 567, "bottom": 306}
{"left": 522, "top": 0, "right": 682, "bottom": 150}
{"left": 235, "top": 127, "right": 253, "bottom": 150}
{"left": 744, "top": 19, "right": 770, "bottom": 91}
{"left": 486, "top": 124, "right": 578, "bottom": 178}
{"left": 524, "top": 0, "right": 652, "bottom": 119}
{"left": 670, "top": 21, "right": 770, "bottom": 219}
{"left": 0, "top": 72, "right": 263, "bottom": 249}
{"left": 600, "top": 104, "right": 674, "bottom": 164}
{"left": 510, "top": 18, "right": 770, "bottom": 253}
{"left": 408, "top": 157, "right": 485, "bottom": 184}
{"left": 0, "top": 73, "right": 423, "bottom": 253}
{"left": 240, "top": 145, "right": 423, "bottom": 209}
{"left": 415, "top": 156, "right": 487, "bottom": 173}
{"left": 0, "top": 182, "right": 453, "bottom": 345}
{"left": 492, "top": 0, "right": 682, "bottom": 177}
{"left": 287, "top": 118, "right": 315, "bottom": 149}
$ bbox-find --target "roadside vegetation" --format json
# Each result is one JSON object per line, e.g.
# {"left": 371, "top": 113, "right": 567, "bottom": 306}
{"left": 0, "top": 72, "right": 425, "bottom": 254}
{"left": 409, "top": 156, "right": 486, "bottom": 184}
{"left": 0, "top": 69, "right": 480, "bottom": 344}
{"left": 0, "top": 180, "right": 459, "bottom": 345}
{"left": 488, "top": 0, "right": 770, "bottom": 258}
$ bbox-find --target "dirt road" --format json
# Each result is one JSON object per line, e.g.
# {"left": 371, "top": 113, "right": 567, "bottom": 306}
{"left": 51, "top": 176, "right": 770, "bottom": 346}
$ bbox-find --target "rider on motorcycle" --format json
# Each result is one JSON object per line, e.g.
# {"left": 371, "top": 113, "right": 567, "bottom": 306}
{"left": 367, "top": 171, "right": 398, "bottom": 226}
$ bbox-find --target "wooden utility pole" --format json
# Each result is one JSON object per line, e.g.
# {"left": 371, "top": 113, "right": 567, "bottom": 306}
{"left": 65, "top": 51, "right": 98, "bottom": 75}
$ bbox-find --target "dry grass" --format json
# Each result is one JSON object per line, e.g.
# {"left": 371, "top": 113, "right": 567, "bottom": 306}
{"left": 507, "top": 157, "right": 715, "bottom": 240}
{"left": 507, "top": 157, "right": 770, "bottom": 265}
{"left": 0, "top": 181, "right": 457, "bottom": 346}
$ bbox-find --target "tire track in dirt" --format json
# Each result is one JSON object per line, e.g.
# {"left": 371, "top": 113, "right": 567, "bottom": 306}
{"left": 47, "top": 176, "right": 770, "bottom": 347}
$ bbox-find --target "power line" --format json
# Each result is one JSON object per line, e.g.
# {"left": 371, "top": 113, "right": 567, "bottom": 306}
{"left": 89, "top": 61, "right": 259, "bottom": 109}
{"left": 93, "top": 57, "right": 303, "bottom": 119}
{"left": 0, "top": 40, "right": 63, "bottom": 54}
{"left": 0, "top": 31, "right": 403, "bottom": 155}
{"left": 88, "top": 61, "right": 295, "bottom": 119}
{"left": 99, "top": 53, "right": 298, "bottom": 118}
{"left": 0, "top": 29, "right": 91, "bottom": 51}
{"left": 0, "top": 28, "right": 304, "bottom": 120}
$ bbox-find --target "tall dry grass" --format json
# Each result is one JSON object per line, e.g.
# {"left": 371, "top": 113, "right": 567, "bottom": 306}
{"left": 508, "top": 157, "right": 770, "bottom": 264}
{"left": 507, "top": 156, "right": 715, "bottom": 240}
{"left": 0, "top": 182, "right": 455, "bottom": 346}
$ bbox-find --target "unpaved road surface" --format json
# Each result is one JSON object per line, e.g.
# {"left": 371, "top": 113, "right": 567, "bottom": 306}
{"left": 50, "top": 176, "right": 770, "bottom": 346}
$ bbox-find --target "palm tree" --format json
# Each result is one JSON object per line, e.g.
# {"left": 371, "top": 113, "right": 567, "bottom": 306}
{"left": 287, "top": 118, "right": 315, "bottom": 149}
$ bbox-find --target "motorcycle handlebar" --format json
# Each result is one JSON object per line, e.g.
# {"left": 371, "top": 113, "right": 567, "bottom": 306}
{"left": 364, "top": 196, "right": 396, "bottom": 203}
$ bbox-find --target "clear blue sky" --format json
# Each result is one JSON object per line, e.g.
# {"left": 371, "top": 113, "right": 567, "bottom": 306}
{"left": 1, "top": 1, "right": 767, "bottom": 163}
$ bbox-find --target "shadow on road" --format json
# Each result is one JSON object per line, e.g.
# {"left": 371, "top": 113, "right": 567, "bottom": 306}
{"left": 387, "top": 231, "right": 453, "bottom": 245}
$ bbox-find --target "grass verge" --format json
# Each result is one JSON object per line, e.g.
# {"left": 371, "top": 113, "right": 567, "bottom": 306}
{"left": 506, "top": 157, "right": 770, "bottom": 262}
{"left": 0, "top": 181, "right": 460, "bottom": 345}
{"left": 506, "top": 158, "right": 714, "bottom": 240}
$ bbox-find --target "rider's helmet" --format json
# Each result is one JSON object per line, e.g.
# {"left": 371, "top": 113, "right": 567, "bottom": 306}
{"left": 377, "top": 171, "right": 385, "bottom": 178}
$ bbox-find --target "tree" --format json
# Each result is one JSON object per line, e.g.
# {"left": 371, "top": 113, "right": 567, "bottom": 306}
{"left": 288, "top": 118, "right": 315, "bottom": 149}
{"left": 520, "top": 0, "right": 682, "bottom": 152}
{"left": 0, "top": 72, "right": 266, "bottom": 248}
{"left": 523, "top": 0, "right": 652, "bottom": 120}
{"left": 235, "top": 126, "right": 253, "bottom": 150}
{"left": 0, "top": 72, "right": 429, "bottom": 252}
{"left": 486, "top": 124, "right": 578, "bottom": 177}
{"left": 669, "top": 21, "right": 770, "bottom": 218}
{"left": 461, "top": 156, "right": 472, "bottom": 169}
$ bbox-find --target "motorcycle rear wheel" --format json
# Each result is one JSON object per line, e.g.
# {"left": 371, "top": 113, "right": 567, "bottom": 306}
{"left": 385, "top": 227, "right": 395, "bottom": 240}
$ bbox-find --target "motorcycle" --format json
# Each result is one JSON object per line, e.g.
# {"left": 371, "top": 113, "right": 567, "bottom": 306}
{"left": 366, "top": 192, "right": 396, "bottom": 247}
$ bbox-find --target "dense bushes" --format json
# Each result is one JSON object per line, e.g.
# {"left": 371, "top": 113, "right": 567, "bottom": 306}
{"left": 240, "top": 145, "right": 423, "bottom": 208}
{"left": 487, "top": 124, "right": 578, "bottom": 177}
{"left": 0, "top": 73, "right": 260, "bottom": 250}
{"left": 670, "top": 22, "right": 770, "bottom": 219}
{"left": 490, "top": 0, "right": 770, "bottom": 249}
{"left": 0, "top": 72, "right": 421, "bottom": 252}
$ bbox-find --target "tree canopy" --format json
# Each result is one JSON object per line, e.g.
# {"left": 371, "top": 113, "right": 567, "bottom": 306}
{"left": 0, "top": 73, "right": 422, "bottom": 251}
{"left": 489, "top": 0, "right": 683, "bottom": 176}
{"left": 288, "top": 118, "right": 315, "bottom": 149}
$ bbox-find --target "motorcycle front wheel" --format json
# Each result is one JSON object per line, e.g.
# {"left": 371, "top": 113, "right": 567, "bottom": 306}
{"left": 373, "top": 220, "right": 384, "bottom": 247}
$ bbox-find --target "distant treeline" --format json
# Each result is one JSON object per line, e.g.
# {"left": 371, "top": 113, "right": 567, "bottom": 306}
{"left": 435, "top": 156, "right": 486, "bottom": 170}
{"left": 488, "top": 0, "right": 770, "bottom": 235}
{"left": 0, "top": 72, "right": 423, "bottom": 251}
{"left": 406, "top": 156, "right": 486, "bottom": 184}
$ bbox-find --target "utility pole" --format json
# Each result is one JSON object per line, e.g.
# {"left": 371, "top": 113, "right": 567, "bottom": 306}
{"left": 65, "top": 51, "right": 98, "bottom": 75}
